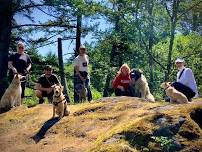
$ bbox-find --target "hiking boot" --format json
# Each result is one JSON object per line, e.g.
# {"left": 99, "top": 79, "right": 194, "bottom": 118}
{"left": 39, "top": 98, "right": 44, "bottom": 104}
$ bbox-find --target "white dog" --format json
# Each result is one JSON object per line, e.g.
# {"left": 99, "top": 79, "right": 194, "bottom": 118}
{"left": 130, "top": 69, "right": 155, "bottom": 102}
{"left": 0, "top": 74, "right": 24, "bottom": 112}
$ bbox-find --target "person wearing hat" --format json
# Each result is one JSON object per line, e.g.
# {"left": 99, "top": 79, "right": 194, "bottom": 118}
{"left": 35, "top": 65, "right": 60, "bottom": 104}
{"left": 8, "top": 41, "right": 32, "bottom": 103}
{"left": 73, "top": 45, "right": 92, "bottom": 103}
{"left": 172, "top": 58, "right": 198, "bottom": 101}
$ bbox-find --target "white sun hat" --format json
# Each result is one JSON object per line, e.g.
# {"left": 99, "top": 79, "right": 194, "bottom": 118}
{"left": 79, "top": 45, "right": 86, "bottom": 49}
{"left": 175, "top": 58, "right": 184, "bottom": 63}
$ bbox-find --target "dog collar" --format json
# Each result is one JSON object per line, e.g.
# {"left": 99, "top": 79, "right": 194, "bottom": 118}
{"left": 164, "top": 86, "right": 170, "bottom": 91}
{"left": 53, "top": 98, "right": 66, "bottom": 106}
{"left": 54, "top": 94, "right": 61, "bottom": 98}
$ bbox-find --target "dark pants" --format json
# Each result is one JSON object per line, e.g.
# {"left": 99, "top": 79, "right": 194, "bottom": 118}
{"left": 172, "top": 82, "right": 195, "bottom": 101}
{"left": 115, "top": 88, "right": 132, "bottom": 96}
{"left": 74, "top": 71, "right": 92, "bottom": 103}
{"left": 8, "top": 74, "right": 26, "bottom": 98}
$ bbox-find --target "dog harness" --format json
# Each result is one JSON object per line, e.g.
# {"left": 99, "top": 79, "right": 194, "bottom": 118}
{"left": 53, "top": 97, "right": 66, "bottom": 106}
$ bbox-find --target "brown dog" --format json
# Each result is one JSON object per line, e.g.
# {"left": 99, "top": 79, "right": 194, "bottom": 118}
{"left": 52, "top": 84, "right": 70, "bottom": 119}
{"left": 161, "top": 82, "right": 188, "bottom": 104}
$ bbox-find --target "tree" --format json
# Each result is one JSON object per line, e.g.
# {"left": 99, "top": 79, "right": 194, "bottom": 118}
{"left": 0, "top": 0, "right": 13, "bottom": 98}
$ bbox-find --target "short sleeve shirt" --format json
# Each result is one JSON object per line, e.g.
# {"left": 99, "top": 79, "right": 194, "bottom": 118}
{"left": 9, "top": 53, "right": 32, "bottom": 75}
{"left": 37, "top": 74, "right": 59, "bottom": 88}
{"left": 73, "top": 54, "right": 89, "bottom": 72}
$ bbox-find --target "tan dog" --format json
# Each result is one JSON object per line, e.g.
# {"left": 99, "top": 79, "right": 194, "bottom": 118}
{"left": 130, "top": 69, "right": 155, "bottom": 102}
{"left": 161, "top": 82, "right": 188, "bottom": 104}
{"left": 52, "top": 84, "right": 70, "bottom": 119}
{"left": 0, "top": 74, "right": 24, "bottom": 112}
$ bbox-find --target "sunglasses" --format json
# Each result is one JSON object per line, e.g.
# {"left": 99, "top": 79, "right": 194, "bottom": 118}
{"left": 18, "top": 46, "right": 24, "bottom": 49}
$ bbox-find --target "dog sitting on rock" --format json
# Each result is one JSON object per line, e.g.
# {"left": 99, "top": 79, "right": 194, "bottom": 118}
{"left": 0, "top": 74, "right": 25, "bottom": 112}
{"left": 130, "top": 69, "right": 155, "bottom": 102}
{"left": 161, "top": 82, "right": 188, "bottom": 104}
{"left": 52, "top": 84, "right": 70, "bottom": 119}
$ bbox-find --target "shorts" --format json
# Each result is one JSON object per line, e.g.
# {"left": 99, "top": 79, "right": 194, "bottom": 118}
{"left": 42, "top": 91, "right": 54, "bottom": 97}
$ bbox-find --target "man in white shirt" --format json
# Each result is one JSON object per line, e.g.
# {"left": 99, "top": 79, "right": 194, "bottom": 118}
{"left": 172, "top": 58, "right": 198, "bottom": 101}
{"left": 73, "top": 45, "right": 92, "bottom": 103}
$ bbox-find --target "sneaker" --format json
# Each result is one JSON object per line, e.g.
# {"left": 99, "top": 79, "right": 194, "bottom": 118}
{"left": 39, "top": 98, "right": 44, "bottom": 104}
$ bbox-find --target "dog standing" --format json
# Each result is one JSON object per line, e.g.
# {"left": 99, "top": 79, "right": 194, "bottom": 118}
{"left": 52, "top": 84, "right": 70, "bottom": 119}
{"left": 161, "top": 82, "right": 188, "bottom": 104}
{"left": 130, "top": 69, "right": 155, "bottom": 102}
{"left": 0, "top": 74, "right": 24, "bottom": 112}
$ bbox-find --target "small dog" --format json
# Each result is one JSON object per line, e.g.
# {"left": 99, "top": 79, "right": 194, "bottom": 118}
{"left": 0, "top": 74, "right": 24, "bottom": 112}
{"left": 75, "top": 82, "right": 87, "bottom": 102}
{"left": 52, "top": 84, "right": 70, "bottom": 119}
{"left": 130, "top": 69, "right": 155, "bottom": 102}
{"left": 161, "top": 82, "right": 188, "bottom": 104}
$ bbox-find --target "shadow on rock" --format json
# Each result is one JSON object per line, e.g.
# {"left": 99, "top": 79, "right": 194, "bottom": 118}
{"left": 32, "top": 117, "right": 60, "bottom": 143}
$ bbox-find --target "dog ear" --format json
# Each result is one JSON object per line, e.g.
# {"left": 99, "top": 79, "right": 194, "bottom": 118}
{"left": 16, "top": 73, "right": 19, "bottom": 78}
{"left": 138, "top": 69, "right": 143, "bottom": 74}
{"left": 60, "top": 85, "right": 64, "bottom": 91}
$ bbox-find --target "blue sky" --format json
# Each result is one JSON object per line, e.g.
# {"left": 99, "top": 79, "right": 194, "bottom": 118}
{"left": 13, "top": 1, "right": 110, "bottom": 60}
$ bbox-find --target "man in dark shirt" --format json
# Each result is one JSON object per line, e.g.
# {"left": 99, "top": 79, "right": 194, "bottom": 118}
{"left": 8, "top": 41, "right": 32, "bottom": 102}
{"left": 35, "top": 65, "right": 60, "bottom": 104}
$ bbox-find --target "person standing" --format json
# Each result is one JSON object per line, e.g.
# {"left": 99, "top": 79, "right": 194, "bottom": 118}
{"left": 74, "top": 45, "right": 92, "bottom": 103}
{"left": 172, "top": 58, "right": 199, "bottom": 101}
{"left": 35, "top": 65, "right": 60, "bottom": 104}
{"left": 8, "top": 41, "right": 32, "bottom": 103}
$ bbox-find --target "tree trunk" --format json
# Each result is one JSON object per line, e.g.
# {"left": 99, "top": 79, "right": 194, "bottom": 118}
{"left": 164, "top": 0, "right": 180, "bottom": 81}
{"left": 103, "top": 12, "right": 120, "bottom": 97}
{"left": 147, "top": 0, "right": 154, "bottom": 90}
{"left": 75, "top": 14, "right": 82, "bottom": 57}
{"left": 58, "top": 38, "right": 70, "bottom": 102}
{"left": 0, "top": 1, "right": 13, "bottom": 98}
{"left": 74, "top": 14, "right": 82, "bottom": 102}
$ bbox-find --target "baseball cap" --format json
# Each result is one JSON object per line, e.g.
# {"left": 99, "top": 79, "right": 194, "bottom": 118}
{"left": 44, "top": 65, "right": 53, "bottom": 70}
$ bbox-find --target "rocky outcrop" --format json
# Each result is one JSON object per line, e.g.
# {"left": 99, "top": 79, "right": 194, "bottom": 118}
{"left": 0, "top": 97, "right": 201, "bottom": 152}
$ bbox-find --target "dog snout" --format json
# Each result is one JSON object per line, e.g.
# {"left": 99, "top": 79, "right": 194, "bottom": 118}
{"left": 56, "top": 90, "right": 59, "bottom": 94}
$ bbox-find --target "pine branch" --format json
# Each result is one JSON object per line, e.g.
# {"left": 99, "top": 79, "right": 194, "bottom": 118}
{"left": 177, "top": 0, "right": 202, "bottom": 20}
{"left": 12, "top": 23, "right": 76, "bottom": 29}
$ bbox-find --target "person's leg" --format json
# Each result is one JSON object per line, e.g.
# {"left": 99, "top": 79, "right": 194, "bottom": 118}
{"left": 115, "top": 89, "right": 124, "bottom": 96}
{"left": 74, "top": 75, "right": 82, "bottom": 103}
{"left": 85, "top": 76, "right": 92, "bottom": 102}
{"left": 172, "top": 82, "right": 195, "bottom": 101}
{"left": 35, "top": 90, "right": 45, "bottom": 104}
{"left": 47, "top": 91, "right": 54, "bottom": 104}
{"left": 20, "top": 80, "right": 26, "bottom": 104}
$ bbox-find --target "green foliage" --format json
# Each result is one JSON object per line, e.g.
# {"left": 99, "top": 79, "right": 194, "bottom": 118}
{"left": 151, "top": 136, "right": 174, "bottom": 152}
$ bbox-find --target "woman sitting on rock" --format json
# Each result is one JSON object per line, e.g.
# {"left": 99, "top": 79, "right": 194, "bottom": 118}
{"left": 112, "top": 64, "right": 132, "bottom": 96}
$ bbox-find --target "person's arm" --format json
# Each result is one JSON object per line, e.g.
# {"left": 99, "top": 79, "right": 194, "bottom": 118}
{"left": 26, "top": 64, "right": 31, "bottom": 72}
{"left": 112, "top": 75, "right": 124, "bottom": 90}
{"left": 8, "top": 61, "right": 17, "bottom": 73}
{"left": 26, "top": 55, "right": 32, "bottom": 72}
{"left": 8, "top": 54, "right": 18, "bottom": 73}
{"left": 178, "top": 69, "right": 192, "bottom": 85}
{"left": 35, "top": 83, "right": 49, "bottom": 91}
